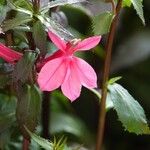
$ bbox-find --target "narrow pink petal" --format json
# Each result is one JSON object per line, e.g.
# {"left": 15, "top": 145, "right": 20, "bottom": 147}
{"left": 73, "top": 36, "right": 101, "bottom": 52}
{"left": 36, "top": 50, "right": 64, "bottom": 71}
{"left": 0, "top": 43, "right": 22, "bottom": 63}
{"left": 61, "top": 59, "right": 81, "bottom": 101}
{"left": 74, "top": 57, "right": 97, "bottom": 88}
{"left": 38, "top": 58, "right": 67, "bottom": 91}
{"left": 48, "top": 31, "right": 66, "bottom": 51}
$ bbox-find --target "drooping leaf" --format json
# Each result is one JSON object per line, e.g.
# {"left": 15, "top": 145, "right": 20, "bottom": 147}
{"left": 33, "top": 20, "right": 47, "bottom": 56}
{"left": 2, "top": 14, "right": 32, "bottom": 32}
{"left": 7, "top": 0, "right": 33, "bottom": 15}
{"left": 37, "top": 15, "right": 74, "bottom": 40}
{"left": 50, "top": 112, "right": 91, "bottom": 143}
{"left": 92, "top": 12, "right": 114, "bottom": 35}
{"left": 16, "top": 85, "right": 41, "bottom": 139}
{"left": 41, "top": 0, "right": 86, "bottom": 14}
{"left": 13, "top": 51, "right": 36, "bottom": 83}
{"left": 108, "top": 83, "right": 150, "bottom": 134}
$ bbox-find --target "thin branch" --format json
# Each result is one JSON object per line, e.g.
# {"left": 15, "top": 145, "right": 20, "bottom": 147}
{"left": 23, "top": 138, "right": 30, "bottom": 150}
{"left": 96, "top": 0, "right": 123, "bottom": 150}
{"left": 42, "top": 92, "right": 50, "bottom": 139}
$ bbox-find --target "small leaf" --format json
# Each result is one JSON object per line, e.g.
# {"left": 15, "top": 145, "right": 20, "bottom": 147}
{"left": 92, "top": 11, "right": 114, "bottom": 35}
{"left": 122, "top": 0, "right": 132, "bottom": 7}
{"left": 26, "top": 127, "right": 69, "bottom": 150}
{"left": 108, "top": 83, "right": 150, "bottom": 134}
{"left": 33, "top": 20, "right": 47, "bottom": 56}
{"left": 41, "top": 0, "right": 86, "bottom": 14}
{"left": 25, "top": 127, "right": 53, "bottom": 150}
{"left": 13, "top": 52, "right": 36, "bottom": 83}
{"left": 16, "top": 85, "right": 41, "bottom": 139}
{"left": 131, "top": 0, "right": 145, "bottom": 25}
{"left": 2, "top": 14, "right": 32, "bottom": 32}
{"left": 108, "top": 76, "right": 122, "bottom": 85}
{"left": 123, "top": 0, "right": 145, "bottom": 25}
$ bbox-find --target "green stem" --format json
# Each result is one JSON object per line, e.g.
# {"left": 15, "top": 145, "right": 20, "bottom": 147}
{"left": 96, "top": 0, "right": 123, "bottom": 150}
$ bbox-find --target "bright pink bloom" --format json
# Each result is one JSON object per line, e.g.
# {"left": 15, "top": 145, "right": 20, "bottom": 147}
{"left": 38, "top": 31, "right": 101, "bottom": 101}
{"left": 0, "top": 43, "right": 22, "bottom": 63}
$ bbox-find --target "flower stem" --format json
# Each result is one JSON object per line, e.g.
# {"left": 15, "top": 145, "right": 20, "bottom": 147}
{"left": 96, "top": 0, "right": 123, "bottom": 150}
{"left": 23, "top": 138, "right": 30, "bottom": 150}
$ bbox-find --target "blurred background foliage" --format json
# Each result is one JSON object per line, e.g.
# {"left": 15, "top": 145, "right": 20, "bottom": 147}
{"left": 0, "top": 0, "right": 150, "bottom": 149}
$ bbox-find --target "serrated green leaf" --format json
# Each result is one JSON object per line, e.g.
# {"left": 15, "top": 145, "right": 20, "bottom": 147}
{"left": 16, "top": 85, "right": 41, "bottom": 138}
{"left": 41, "top": 0, "right": 86, "bottom": 14}
{"left": 131, "top": 0, "right": 145, "bottom": 25}
{"left": 108, "top": 83, "right": 150, "bottom": 134}
{"left": 33, "top": 20, "right": 47, "bottom": 56}
{"left": 92, "top": 12, "right": 114, "bottom": 35}
{"left": 123, "top": 0, "right": 145, "bottom": 24}
{"left": 2, "top": 14, "right": 32, "bottom": 32}
{"left": 13, "top": 52, "right": 36, "bottom": 83}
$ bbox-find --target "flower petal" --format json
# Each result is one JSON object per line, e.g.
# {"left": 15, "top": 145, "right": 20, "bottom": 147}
{"left": 37, "top": 50, "right": 64, "bottom": 71}
{"left": 61, "top": 59, "right": 81, "bottom": 101}
{"left": 0, "top": 43, "right": 22, "bottom": 63}
{"left": 73, "top": 36, "right": 101, "bottom": 51}
{"left": 74, "top": 57, "right": 97, "bottom": 88}
{"left": 38, "top": 58, "right": 67, "bottom": 91}
{"left": 48, "top": 31, "right": 66, "bottom": 51}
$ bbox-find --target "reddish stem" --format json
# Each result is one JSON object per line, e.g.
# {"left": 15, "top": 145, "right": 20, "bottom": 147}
{"left": 23, "top": 138, "right": 30, "bottom": 150}
{"left": 96, "top": 0, "right": 123, "bottom": 150}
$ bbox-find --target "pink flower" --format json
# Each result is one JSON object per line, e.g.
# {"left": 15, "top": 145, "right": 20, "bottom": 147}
{"left": 38, "top": 31, "right": 101, "bottom": 101}
{"left": 0, "top": 43, "right": 22, "bottom": 63}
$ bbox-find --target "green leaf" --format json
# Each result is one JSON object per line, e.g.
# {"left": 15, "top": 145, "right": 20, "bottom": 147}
{"left": 123, "top": 0, "right": 145, "bottom": 25}
{"left": 122, "top": 0, "right": 132, "bottom": 7}
{"left": 41, "top": 0, "right": 86, "bottom": 14}
{"left": 108, "top": 76, "right": 122, "bottom": 85}
{"left": 13, "top": 52, "right": 36, "bottom": 83}
{"left": 92, "top": 11, "right": 114, "bottom": 35}
{"left": 108, "top": 83, "right": 150, "bottom": 134}
{"left": 2, "top": 14, "right": 32, "bottom": 32}
{"left": 25, "top": 127, "right": 53, "bottom": 150}
{"left": 33, "top": 20, "right": 47, "bottom": 56}
{"left": 16, "top": 85, "right": 41, "bottom": 138}
{"left": 26, "top": 127, "right": 68, "bottom": 150}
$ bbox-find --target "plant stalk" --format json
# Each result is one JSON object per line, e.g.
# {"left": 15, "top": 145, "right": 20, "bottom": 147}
{"left": 96, "top": 0, "right": 123, "bottom": 150}
{"left": 23, "top": 138, "right": 30, "bottom": 150}
{"left": 42, "top": 92, "right": 50, "bottom": 139}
